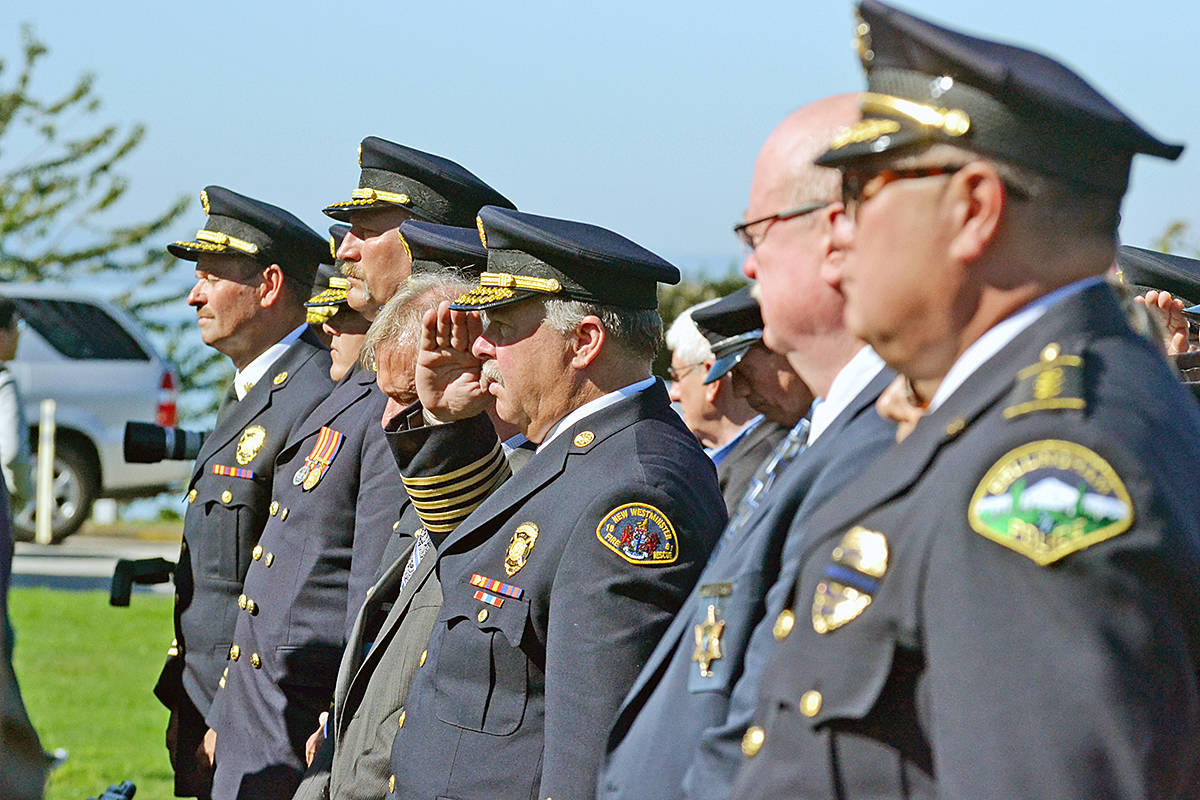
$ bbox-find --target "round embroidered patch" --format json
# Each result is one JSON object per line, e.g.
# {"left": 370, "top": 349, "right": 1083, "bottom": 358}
{"left": 596, "top": 503, "right": 679, "bottom": 566}
{"left": 968, "top": 439, "right": 1134, "bottom": 565}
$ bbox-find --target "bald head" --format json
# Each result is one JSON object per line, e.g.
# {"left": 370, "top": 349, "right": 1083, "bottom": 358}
{"left": 749, "top": 93, "right": 861, "bottom": 214}
{"left": 741, "top": 94, "right": 865, "bottom": 397}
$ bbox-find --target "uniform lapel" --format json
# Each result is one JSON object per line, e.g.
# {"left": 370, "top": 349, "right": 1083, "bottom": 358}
{"left": 190, "top": 331, "right": 326, "bottom": 482}
{"left": 789, "top": 286, "right": 1106, "bottom": 567}
{"left": 280, "top": 368, "right": 374, "bottom": 460}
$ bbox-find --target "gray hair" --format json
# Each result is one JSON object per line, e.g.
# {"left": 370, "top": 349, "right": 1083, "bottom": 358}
{"left": 541, "top": 298, "right": 664, "bottom": 365}
{"left": 360, "top": 269, "right": 475, "bottom": 369}
{"left": 664, "top": 300, "right": 717, "bottom": 366}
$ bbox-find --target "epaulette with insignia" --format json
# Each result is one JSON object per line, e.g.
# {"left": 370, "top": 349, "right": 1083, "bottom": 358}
{"left": 1003, "top": 343, "right": 1085, "bottom": 420}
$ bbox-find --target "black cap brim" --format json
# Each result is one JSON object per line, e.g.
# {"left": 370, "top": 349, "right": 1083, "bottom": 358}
{"left": 705, "top": 346, "right": 752, "bottom": 384}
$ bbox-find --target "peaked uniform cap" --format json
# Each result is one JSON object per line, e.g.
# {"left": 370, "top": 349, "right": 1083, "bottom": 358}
{"left": 692, "top": 286, "right": 765, "bottom": 384}
{"left": 1115, "top": 245, "right": 1200, "bottom": 310}
{"left": 168, "top": 186, "right": 328, "bottom": 282}
{"left": 451, "top": 206, "right": 680, "bottom": 311}
{"left": 323, "top": 136, "right": 515, "bottom": 226}
{"left": 399, "top": 221, "right": 489, "bottom": 277}
{"left": 817, "top": 0, "right": 1183, "bottom": 197}
{"left": 304, "top": 258, "right": 349, "bottom": 322}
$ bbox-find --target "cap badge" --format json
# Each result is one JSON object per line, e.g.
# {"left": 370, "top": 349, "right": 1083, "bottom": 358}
{"left": 235, "top": 425, "right": 267, "bottom": 466}
{"left": 504, "top": 522, "right": 539, "bottom": 577}
{"left": 596, "top": 502, "right": 680, "bottom": 566}
{"left": 812, "top": 526, "right": 888, "bottom": 633}
{"left": 968, "top": 440, "right": 1133, "bottom": 566}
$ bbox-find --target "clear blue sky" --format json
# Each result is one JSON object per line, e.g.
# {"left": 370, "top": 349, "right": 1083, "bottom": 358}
{"left": 6, "top": 0, "right": 1197, "bottom": 290}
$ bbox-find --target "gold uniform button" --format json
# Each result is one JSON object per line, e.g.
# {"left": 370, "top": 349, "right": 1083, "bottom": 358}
{"left": 477, "top": 609, "right": 489, "bottom": 623}
{"left": 252, "top": 545, "right": 263, "bottom": 560}
{"left": 218, "top": 677, "right": 226, "bottom": 689}
{"left": 230, "top": 645, "right": 240, "bottom": 661}
{"left": 246, "top": 599, "right": 257, "bottom": 614}
{"left": 773, "top": 609, "right": 795, "bottom": 640}
{"left": 742, "top": 725, "right": 765, "bottom": 757}
{"left": 398, "top": 710, "right": 406, "bottom": 728}
{"left": 419, "top": 649, "right": 427, "bottom": 667}
{"left": 238, "top": 594, "right": 248, "bottom": 610}
{"left": 388, "top": 775, "right": 395, "bottom": 793}
{"left": 187, "top": 489, "right": 197, "bottom": 503}
{"left": 269, "top": 501, "right": 279, "bottom": 516}
{"left": 265, "top": 552, "right": 275, "bottom": 567}
{"left": 221, "top": 490, "right": 233, "bottom": 504}
{"left": 280, "top": 508, "right": 289, "bottom": 521}
{"left": 250, "top": 653, "right": 261, "bottom": 669}
{"left": 392, "top": 520, "right": 401, "bottom": 531}
{"left": 800, "top": 689, "right": 823, "bottom": 717}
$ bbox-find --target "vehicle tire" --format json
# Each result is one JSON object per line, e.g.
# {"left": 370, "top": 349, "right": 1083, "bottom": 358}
{"left": 12, "top": 439, "right": 99, "bottom": 544}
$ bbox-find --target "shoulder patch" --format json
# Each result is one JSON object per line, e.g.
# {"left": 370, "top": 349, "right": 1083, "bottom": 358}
{"left": 596, "top": 503, "right": 679, "bottom": 566}
{"left": 1003, "top": 343, "right": 1085, "bottom": 419}
{"left": 968, "top": 439, "right": 1133, "bottom": 565}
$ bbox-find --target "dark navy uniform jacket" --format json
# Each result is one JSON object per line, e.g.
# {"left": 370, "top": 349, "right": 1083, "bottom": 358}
{"left": 385, "top": 380, "right": 726, "bottom": 800}
{"left": 155, "top": 330, "right": 332, "bottom": 761}
{"left": 733, "top": 283, "right": 1200, "bottom": 799}
{"left": 207, "top": 366, "right": 401, "bottom": 800}
{"left": 714, "top": 419, "right": 787, "bottom": 513}
{"left": 293, "top": 438, "right": 536, "bottom": 800}
{"left": 599, "top": 366, "right": 894, "bottom": 800}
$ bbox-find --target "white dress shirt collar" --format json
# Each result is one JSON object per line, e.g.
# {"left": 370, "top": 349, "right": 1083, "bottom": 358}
{"left": 808, "top": 346, "right": 887, "bottom": 444}
{"left": 537, "top": 376, "right": 657, "bottom": 453}
{"left": 233, "top": 323, "right": 307, "bottom": 400}
{"left": 928, "top": 277, "right": 1102, "bottom": 412}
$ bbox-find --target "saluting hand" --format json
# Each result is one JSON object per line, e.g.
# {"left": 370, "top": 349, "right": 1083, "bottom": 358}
{"left": 416, "top": 300, "right": 492, "bottom": 421}
{"left": 1135, "top": 289, "right": 1192, "bottom": 355}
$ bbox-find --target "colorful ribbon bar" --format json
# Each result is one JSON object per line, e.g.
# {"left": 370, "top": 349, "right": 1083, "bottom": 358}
{"left": 470, "top": 573, "right": 524, "bottom": 599}
{"left": 472, "top": 590, "right": 504, "bottom": 608}
{"left": 212, "top": 464, "right": 256, "bottom": 479}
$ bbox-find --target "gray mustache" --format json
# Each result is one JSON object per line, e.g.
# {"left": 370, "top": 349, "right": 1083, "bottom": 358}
{"left": 481, "top": 360, "right": 504, "bottom": 386}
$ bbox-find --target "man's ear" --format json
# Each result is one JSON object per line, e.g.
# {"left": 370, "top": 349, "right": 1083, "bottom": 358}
{"left": 258, "top": 264, "right": 286, "bottom": 308}
{"left": 568, "top": 315, "right": 606, "bottom": 369}
{"left": 703, "top": 365, "right": 722, "bottom": 403}
{"left": 947, "top": 163, "right": 1004, "bottom": 264}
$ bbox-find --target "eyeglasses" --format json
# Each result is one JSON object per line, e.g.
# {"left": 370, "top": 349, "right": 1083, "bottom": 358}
{"left": 840, "top": 166, "right": 963, "bottom": 220}
{"left": 734, "top": 200, "right": 833, "bottom": 254}
{"left": 840, "top": 163, "right": 1031, "bottom": 221}
{"left": 668, "top": 363, "right": 705, "bottom": 382}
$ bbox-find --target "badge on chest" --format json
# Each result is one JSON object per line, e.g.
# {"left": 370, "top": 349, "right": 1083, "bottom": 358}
{"left": 812, "top": 526, "right": 889, "bottom": 633}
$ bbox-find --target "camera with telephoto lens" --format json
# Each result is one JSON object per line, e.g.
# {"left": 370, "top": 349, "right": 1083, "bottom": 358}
{"left": 123, "top": 421, "right": 206, "bottom": 463}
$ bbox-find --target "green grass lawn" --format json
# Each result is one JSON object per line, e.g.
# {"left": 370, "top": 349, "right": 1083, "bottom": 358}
{"left": 9, "top": 587, "right": 175, "bottom": 800}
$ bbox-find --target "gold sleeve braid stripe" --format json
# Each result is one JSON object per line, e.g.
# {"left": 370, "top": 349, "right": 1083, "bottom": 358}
{"left": 402, "top": 443, "right": 511, "bottom": 533}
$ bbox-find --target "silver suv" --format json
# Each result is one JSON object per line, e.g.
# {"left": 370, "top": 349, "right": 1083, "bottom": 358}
{"left": 1, "top": 284, "right": 191, "bottom": 541}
